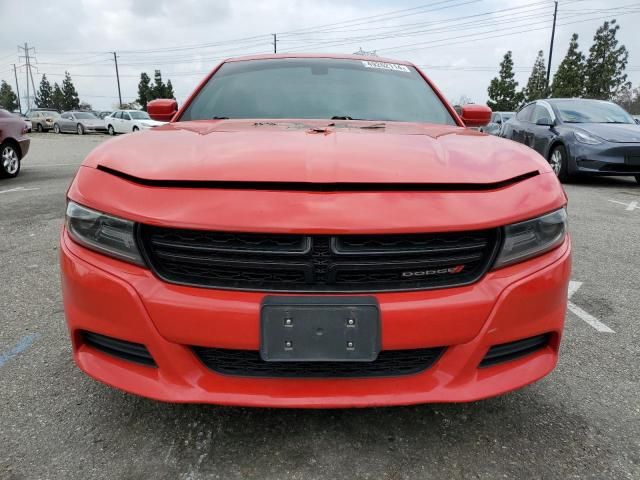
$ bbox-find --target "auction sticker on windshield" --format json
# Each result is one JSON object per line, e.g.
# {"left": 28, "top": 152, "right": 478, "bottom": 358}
{"left": 361, "top": 60, "right": 411, "bottom": 72}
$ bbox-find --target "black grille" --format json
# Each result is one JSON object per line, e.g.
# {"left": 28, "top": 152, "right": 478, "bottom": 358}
{"left": 479, "top": 334, "right": 550, "bottom": 368}
{"left": 138, "top": 226, "right": 499, "bottom": 292}
{"left": 192, "top": 347, "right": 445, "bottom": 378}
{"left": 82, "top": 331, "right": 156, "bottom": 366}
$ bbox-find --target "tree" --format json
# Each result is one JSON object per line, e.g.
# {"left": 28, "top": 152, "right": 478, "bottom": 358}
{"left": 35, "top": 74, "right": 54, "bottom": 108}
{"left": 551, "top": 33, "right": 586, "bottom": 98}
{"left": 487, "top": 51, "right": 524, "bottom": 111}
{"left": 51, "top": 82, "right": 65, "bottom": 111}
{"left": 137, "top": 72, "right": 152, "bottom": 110}
{"left": 61, "top": 71, "right": 80, "bottom": 111}
{"left": 523, "top": 50, "right": 548, "bottom": 102}
{"left": 584, "top": 20, "right": 630, "bottom": 100}
{"left": 0, "top": 80, "right": 19, "bottom": 111}
{"left": 165, "top": 79, "right": 175, "bottom": 100}
{"left": 614, "top": 85, "right": 640, "bottom": 114}
{"left": 152, "top": 70, "right": 167, "bottom": 99}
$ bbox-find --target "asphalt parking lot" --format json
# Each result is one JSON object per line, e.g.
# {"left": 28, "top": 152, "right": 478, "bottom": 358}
{"left": 1, "top": 133, "right": 639, "bottom": 480}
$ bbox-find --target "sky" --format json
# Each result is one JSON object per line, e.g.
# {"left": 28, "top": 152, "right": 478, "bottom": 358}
{"left": 1, "top": 0, "right": 639, "bottom": 111}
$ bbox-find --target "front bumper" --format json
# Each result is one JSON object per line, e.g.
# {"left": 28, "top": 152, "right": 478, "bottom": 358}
{"left": 571, "top": 141, "right": 640, "bottom": 176}
{"left": 60, "top": 227, "right": 571, "bottom": 408}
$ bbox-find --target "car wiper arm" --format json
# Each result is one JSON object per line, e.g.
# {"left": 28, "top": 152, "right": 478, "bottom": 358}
{"left": 212, "top": 116, "right": 230, "bottom": 120}
{"left": 331, "top": 116, "right": 353, "bottom": 120}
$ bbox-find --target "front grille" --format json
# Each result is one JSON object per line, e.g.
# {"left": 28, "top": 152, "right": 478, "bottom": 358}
{"left": 138, "top": 226, "right": 499, "bottom": 292}
{"left": 192, "top": 347, "right": 445, "bottom": 378}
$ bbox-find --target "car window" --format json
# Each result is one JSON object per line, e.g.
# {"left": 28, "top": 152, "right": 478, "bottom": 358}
{"left": 491, "top": 113, "right": 499, "bottom": 123}
{"left": 181, "top": 58, "right": 457, "bottom": 125}
{"left": 516, "top": 104, "right": 535, "bottom": 122}
{"left": 553, "top": 100, "right": 634, "bottom": 124}
{"left": 531, "top": 105, "right": 551, "bottom": 123}
{"left": 61, "top": 113, "right": 70, "bottom": 119}
{"left": 113, "top": 111, "right": 122, "bottom": 119}
{"left": 129, "top": 111, "right": 150, "bottom": 120}
{"left": 74, "top": 112, "right": 97, "bottom": 119}
{"left": 123, "top": 113, "right": 132, "bottom": 120}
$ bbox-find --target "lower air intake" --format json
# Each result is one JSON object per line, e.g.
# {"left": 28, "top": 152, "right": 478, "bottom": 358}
{"left": 480, "top": 334, "right": 550, "bottom": 367}
{"left": 192, "top": 347, "right": 445, "bottom": 378}
{"left": 82, "top": 331, "right": 156, "bottom": 367}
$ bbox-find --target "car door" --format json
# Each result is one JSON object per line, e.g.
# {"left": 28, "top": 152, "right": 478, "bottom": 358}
{"left": 528, "top": 102, "right": 557, "bottom": 157}
{"left": 121, "top": 112, "right": 132, "bottom": 132}
{"left": 509, "top": 104, "right": 535, "bottom": 144}
{"left": 57, "top": 113, "right": 68, "bottom": 131}
{"left": 110, "top": 111, "right": 121, "bottom": 131}
{"left": 67, "top": 113, "right": 77, "bottom": 132}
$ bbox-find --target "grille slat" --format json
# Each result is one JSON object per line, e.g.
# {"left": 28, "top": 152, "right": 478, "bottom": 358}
{"left": 139, "top": 226, "right": 498, "bottom": 292}
{"left": 193, "top": 347, "right": 445, "bottom": 378}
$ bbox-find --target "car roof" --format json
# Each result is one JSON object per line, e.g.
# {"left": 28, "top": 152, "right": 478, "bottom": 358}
{"left": 222, "top": 52, "right": 414, "bottom": 66}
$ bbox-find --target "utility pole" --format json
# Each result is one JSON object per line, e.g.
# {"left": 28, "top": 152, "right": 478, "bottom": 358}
{"left": 18, "top": 42, "right": 37, "bottom": 111}
{"left": 113, "top": 52, "right": 122, "bottom": 108}
{"left": 546, "top": 0, "right": 558, "bottom": 91}
{"left": 272, "top": 34, "right": 277, "bottom": 54}
{"left": 13, "top": 64, "right": 21, "bottom": 113}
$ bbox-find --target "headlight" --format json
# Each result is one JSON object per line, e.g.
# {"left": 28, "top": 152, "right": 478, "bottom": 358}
{"left": 574, "top": 130, "right": 603, "bottom": 145}
{"left": 65, "top": 201, "right": 144, "bottom": 266}
{"left": 494, "top": 208, "right": 568, "bottom": 268}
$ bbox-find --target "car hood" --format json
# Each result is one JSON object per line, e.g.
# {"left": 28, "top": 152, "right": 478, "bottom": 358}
{"left": 575, "top": 123, "right": 640, "bottom": 143}
{"left": 84, "top": 120, "right": 550, "bottom": 185}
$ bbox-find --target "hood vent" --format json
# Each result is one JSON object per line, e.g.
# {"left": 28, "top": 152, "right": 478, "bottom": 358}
{"left": 96, "top": 164, "right": 539, "bottom": 192}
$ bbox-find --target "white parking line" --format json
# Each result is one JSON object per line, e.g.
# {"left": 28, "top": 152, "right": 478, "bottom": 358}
{"left": 608, "top": 199, "right": 639, "bottom": 211}
{"left": 0, "top": 186, "right": 40, "bottom": 194}
{"left": 568, "top": 281, "right": 615, "bottom": 333}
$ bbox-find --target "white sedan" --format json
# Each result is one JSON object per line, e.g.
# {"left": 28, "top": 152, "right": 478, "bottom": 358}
{"left": 105, "top": 110, "right": 165, "bottom": 135}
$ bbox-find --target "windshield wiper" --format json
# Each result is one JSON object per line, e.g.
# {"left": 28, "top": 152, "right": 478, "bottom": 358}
{"left": 359, "top": 122, "right": 386, "bottom": 129}
{"left": 600, "top": 121, "right": 630, "bottom": 124}
{"left": 212, "top": 116, "right": 229, "bottom": 120}
{"left": 331, "top": 116, "right": 354, "bottom": 120}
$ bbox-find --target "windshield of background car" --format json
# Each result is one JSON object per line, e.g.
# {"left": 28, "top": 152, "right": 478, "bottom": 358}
{"left": 39, "top": 111, "right": 59, "bottom": 117}
{"left": 180, "top": 58, "right": 457, "bottom": 125}
{"left": 129, "top": 111, "right": 150, "bottom": 120}
{"left": 502, "top": 113, "right": 513, "bottom": 121}
{"left": 74, "top": 112, "right": 96, "bottom": 119}
{"left": 554, "top": 100, "right": 634, "bottom": 124}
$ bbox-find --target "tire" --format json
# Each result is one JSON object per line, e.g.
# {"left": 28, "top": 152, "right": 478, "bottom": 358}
{"left": 108, "top": 125, "right": 115, "bottom": 135}
{"left": 54, "top": 124, "right": 60, "bottom": 134}
{"left": 36, "top": 123, "right": 43, "bottom": 133}
{"left": 635, "top": 175, "right": 640, "bottom": 185}
{"left": 549, "top": 144, "right": 571, "bottom": 182}
{"left": 0, "top": 142, "right": 21, "bottom": 178}
{"left": 132, "top": 126, "right": 139, "bottom": 132}
{"left": 77, "top": 124, "right": 84, "bottom": 135}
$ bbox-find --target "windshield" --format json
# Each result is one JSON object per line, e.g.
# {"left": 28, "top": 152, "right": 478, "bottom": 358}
{"left": 74, "top": 112, "right": 97, "bottom": 119}
{"left": 40, "top": 111, "right": 59, "bottom": 117}
{"left": 129, "top": 111, "right": 150, "bottom": 120}
{"left": 180, "top": 58, "right": 456, "bottom": 125}
{"left": 554, "top": 100, "right": 634, "bottom": 124}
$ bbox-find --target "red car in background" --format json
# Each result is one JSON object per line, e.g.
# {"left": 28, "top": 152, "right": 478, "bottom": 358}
{"left": 61, "top": 54, "right": 571, "bottom": 408}
{"left": 0, "top": 109, "right": 30, "bottom": 178}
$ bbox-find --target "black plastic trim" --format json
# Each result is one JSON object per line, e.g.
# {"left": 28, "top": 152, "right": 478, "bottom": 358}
{"left": 97, "top": 165, "right": 539, "bottom": 192}
{"left": 479, "top": 334, "right": 550, "bottom": 368}
{"left": 82, "top": 331, "right": 156, "bottom": 367}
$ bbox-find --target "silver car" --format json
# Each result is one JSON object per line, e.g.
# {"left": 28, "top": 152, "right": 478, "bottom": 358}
{"left": 481, "top": 111, "right": 515, "bottom": 136}
{"left": 54, "top": 111, "right": 107, "bottom": 135}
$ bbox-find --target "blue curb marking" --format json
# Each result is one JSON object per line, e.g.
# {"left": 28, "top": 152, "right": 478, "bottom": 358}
{"left": 0, "top": 334, "right": 39, "bottom": 368}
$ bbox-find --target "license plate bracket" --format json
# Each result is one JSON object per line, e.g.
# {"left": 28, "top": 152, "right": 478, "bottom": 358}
{"left": 260, "top": 296, "right": 380, "bottom": 362}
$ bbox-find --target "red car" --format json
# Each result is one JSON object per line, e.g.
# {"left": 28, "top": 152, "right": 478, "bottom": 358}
{"left": 61, "top": 54, "right": 571, "bottom": 408}
{"left": 0, "top": 109, "right": 30, "bottom": 178}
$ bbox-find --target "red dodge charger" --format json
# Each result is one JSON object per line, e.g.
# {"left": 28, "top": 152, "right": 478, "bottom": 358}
{"left": 60, "top": 54, "right": 571, "bottom": 407}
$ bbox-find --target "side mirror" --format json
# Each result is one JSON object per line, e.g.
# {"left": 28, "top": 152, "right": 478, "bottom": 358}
{"left": 536, "top": 117, "right": 554, "bottom": 127}
{"left": 460, "top": 104, "right": 492, "bottom": 127}
{"left": 147, "top": 99, "right": 178, "bottom": 122}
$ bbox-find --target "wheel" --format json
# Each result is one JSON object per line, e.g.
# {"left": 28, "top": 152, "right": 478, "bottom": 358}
{"left": 108, "top": 125, "right": 115, "bottom": 135}
{"left": 132, "top": 126, "right": 139, "bottom": 132}
{"left": 54, "top": 124, "right": 60, "bottom": 134}
{"left": 36, "top": 123, "right": 43, "bottom": 133}
{"left": 0, "top": 143, "right": 21, "bottom": 178}
{"left": 635, "top": 175, "right": 640, "bottom": 184}
{"left": 549, "top": 144, "right": 570, "bottom": 182}
{"left": 77, "top": 124, "right": 84, "bottom": 135}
